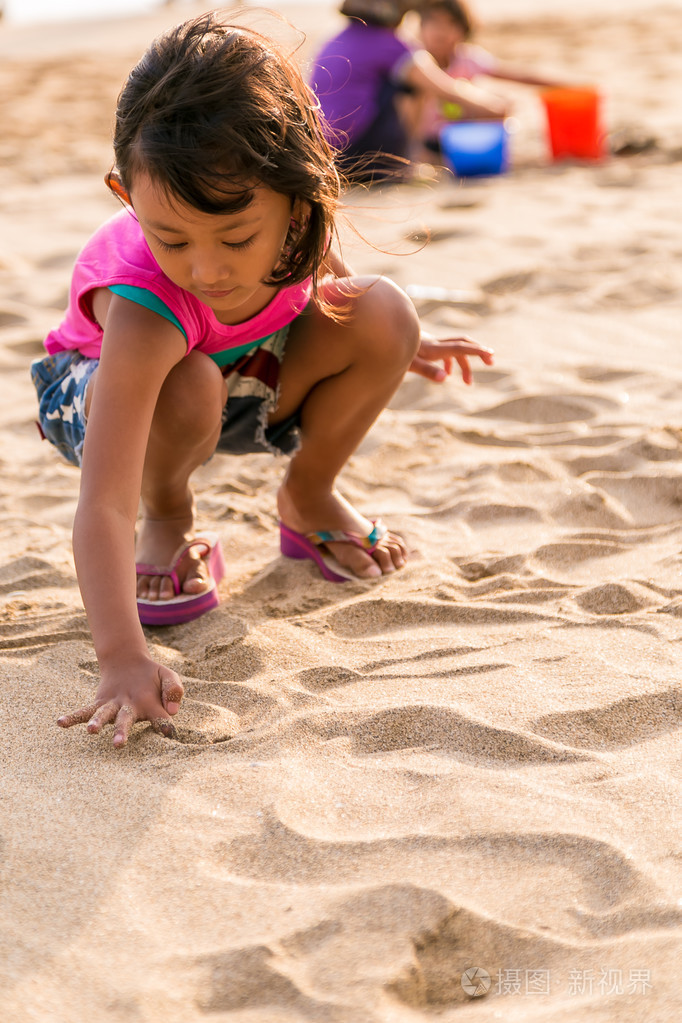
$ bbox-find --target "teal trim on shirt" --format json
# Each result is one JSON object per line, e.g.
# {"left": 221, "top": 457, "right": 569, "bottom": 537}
{"left": 109, "top": 284, "right": 187, "bottom": 338}
{"left": 208, "top": 334, "right": 275, "bottom": 367}
{"left": 108, "top": 285, "right": 273, "bottom": 368}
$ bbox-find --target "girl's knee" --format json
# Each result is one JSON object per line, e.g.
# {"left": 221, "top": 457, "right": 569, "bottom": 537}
{"left": 352, "top": 276, "right": 420, "bottom": 364}
{"left": 155, "top": 352, "right": 226, "bottom": 438}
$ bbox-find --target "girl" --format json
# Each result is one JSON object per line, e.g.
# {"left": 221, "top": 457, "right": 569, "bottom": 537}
{"left": 418, "top": 0, "right": 568, "bottom": 158}
{"left": 32, "top": 13, "right": 493, "bottom": 749}
{"left": 310, "top": 0, "right": 510, "bottom": 181}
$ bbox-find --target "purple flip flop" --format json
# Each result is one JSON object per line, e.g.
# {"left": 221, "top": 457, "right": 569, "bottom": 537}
{"left": 136, "top": 532, "right": 225, "bottom": 625}
{"left": 279, "top": 519, "right": 388, "bottom": 583}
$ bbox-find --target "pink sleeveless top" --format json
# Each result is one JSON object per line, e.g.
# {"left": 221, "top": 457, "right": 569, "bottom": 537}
{"left": 44, "top": 209, "right": 312, "bottom": 359}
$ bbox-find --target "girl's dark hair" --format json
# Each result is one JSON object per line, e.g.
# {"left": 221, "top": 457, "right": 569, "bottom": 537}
{"left": 113, "top": 14, "right": 340, "bottom": 295}
{"left": 420, "top": 0, "right": 475, "bottom": 39}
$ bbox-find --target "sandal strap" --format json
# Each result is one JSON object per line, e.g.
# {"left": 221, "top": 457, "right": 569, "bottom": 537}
{"left": 308, "top": 519, "right": 387, "bottom": 554}
{"left": 135, "top": 537, "right": 214, "bottom": 597}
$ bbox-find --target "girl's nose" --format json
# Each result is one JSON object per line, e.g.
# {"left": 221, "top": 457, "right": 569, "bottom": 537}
{"left": 191, "top": 248, "right": 230, "bottom": 287}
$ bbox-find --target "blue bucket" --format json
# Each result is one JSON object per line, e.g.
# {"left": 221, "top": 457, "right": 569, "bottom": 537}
{"left": 440, "top": 120, "right": 509, "bottom": 178}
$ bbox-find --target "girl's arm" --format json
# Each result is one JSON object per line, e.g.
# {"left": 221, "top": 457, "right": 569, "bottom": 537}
{"left": 404, "top": 49, "right": 510, "bottom": 119}
{"left": 59, "top": 293, "right": 188, "bottom": 747}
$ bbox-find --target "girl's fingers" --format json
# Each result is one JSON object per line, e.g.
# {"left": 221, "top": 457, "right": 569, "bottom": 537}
{"left": 410, "top": 357, "right": 447, "bottom": 381}
{"left": 159, "top": 667, "right": 184, "bottom": 715}
{"left": 151, "top": 716, "right": 178, "bottom": 740}
{"left": 57, "top": 667, "right": 184, "bottom": 744}
{"left": 57, "top": 703, "right": 101, "bottom": 729}
{"left": 86, "top": 700, "right": 120, "bottom": 734}
{"left": 455, "top": 354, "right": 473, "bottom": 385}
{"left": 112, "top": 705, "right": 137, "bottom": 748}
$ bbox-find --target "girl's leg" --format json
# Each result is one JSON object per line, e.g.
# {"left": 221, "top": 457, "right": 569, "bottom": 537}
{"left": 137, "top": 351, "right": 227, "bottom": 600}
{"left": 272, "top": 275, "right": 420, "bottom": 579}
{"left": 88, "top": 351, "right": 227, "bottom": 601}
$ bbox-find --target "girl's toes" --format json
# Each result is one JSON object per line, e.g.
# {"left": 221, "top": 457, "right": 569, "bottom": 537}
{"left": 387, "top": 534, "right": 407, "bottom": 568}
{"left": 158, "top": 574, "right": 177, "bottom": 600}
{"left": 181, "top": 555, "right": 209, "bottom": 594}
{"left": 371, "top": 544, "right": 397, "bottom": 575}
{"left": 331, "top": 543, "right": 381, "bottom": 578}
{"left": 357, "top": 558, "right": 383, "bottom": 578}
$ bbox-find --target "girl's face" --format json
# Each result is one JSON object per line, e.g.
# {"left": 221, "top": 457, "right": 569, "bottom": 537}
{"left": 129, "top": 172, "right": 294, "bottom": 324}
{"left": 420, "top": 12, "right": 466, "bottom": 67}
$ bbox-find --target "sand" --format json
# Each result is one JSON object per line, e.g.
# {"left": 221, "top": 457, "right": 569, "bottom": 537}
{"left": 1, "top": 2, "right": 682, "bottom": 1020}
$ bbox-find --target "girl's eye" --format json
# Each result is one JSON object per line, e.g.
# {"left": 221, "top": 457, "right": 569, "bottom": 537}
{"left": 156, "top": 238, "right": 187, "bottom": 253}
{"left": 224, "top": 236, "right": 255, "bottom": 251}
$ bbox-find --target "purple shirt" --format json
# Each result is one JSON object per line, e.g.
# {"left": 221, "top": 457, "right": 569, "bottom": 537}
{"left": 311, "top": 22, "right": 413, "bottom": 145}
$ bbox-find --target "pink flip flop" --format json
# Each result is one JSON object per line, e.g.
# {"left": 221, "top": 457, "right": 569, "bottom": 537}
{"left": 279, "top": 519, "right": 388, "bottom": 583}
{"left": 136, "top": 532, "right": 225, "bottom": 625}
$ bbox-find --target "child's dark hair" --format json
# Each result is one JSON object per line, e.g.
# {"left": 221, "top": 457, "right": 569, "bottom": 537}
{"left": 112, "top": 13, "right": 340, "bottom": 295}
{"left": 339, "top": 0, "right": 417, "bottom": 29}
{"left": 420, "top": 0, "right": 475, "bottom": 39}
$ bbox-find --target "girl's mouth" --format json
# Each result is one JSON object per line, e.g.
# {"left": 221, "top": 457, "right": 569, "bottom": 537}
{"left": 201, "top": 287, "right": 236, "bottom": 298}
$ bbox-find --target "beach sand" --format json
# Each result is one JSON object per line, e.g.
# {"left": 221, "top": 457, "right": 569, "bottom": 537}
{"left": 1, "top": 2, "right": 682, "bottom": 1020}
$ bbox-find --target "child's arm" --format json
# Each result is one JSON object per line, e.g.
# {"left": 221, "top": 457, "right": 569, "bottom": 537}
{"left": 487, "top": 63, "right": 570, "bottom": 89}
{"left": 405, "top": 49, "right": 511, "bottom": 119}
{"left": 58, "top": 294, "right": 188, "bottom": 748}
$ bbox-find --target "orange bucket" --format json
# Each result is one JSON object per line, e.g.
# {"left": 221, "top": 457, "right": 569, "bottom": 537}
{"left": 540, "top": 87, "right": 606, "bottom": 161}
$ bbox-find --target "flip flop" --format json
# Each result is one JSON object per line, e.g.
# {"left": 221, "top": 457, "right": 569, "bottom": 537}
{"left": 136, "top": 532, "right": 225, "bottom": 625}
{"left": 279, "top": 519, "right": 388, "bottom": 583}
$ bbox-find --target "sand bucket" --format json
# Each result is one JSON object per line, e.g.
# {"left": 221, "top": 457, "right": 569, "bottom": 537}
{"left": 540, "top": 87, "right": 606, "bottom": 161}
{"left": 440, "top": 120, "right": 509, "bottom": 178}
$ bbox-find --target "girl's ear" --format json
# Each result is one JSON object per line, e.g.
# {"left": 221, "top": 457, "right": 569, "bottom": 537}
{"left": 105, "top": 171, "right": 131, "bottom": 206}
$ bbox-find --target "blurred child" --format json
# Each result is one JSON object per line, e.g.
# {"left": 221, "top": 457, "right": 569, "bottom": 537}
{"left": 31, "top": 14, "right": 494, "bottom": 748}
{"left": 418, "top": 0, "right": 567, "bottom": 157}
{"left": 310, "top": 0, "right": 509, "bottom": 180}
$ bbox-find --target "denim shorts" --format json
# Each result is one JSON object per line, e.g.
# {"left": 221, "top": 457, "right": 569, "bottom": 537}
{"left": 31, "top": 350, "right": 97, "bottom": 467}
{"left": 31, "top": 332, "right": 300, "bottom": 467}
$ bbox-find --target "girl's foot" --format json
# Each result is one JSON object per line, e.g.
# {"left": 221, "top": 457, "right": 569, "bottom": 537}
{"left": 135, "top": 514, "right": 212, "bottom": 601}
{"left": 277, "top": 482, "right": 407, "bottom": 580}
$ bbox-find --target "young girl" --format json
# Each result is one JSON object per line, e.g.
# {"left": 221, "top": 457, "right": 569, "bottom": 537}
{"left": 418, "top": 0, "right": 568, "bottom": 157}
{"left": 310, "top": 0, "right": 509, "bottom": 181}
{"left": 32, "top": 13, "right": 493, "bottom": 749}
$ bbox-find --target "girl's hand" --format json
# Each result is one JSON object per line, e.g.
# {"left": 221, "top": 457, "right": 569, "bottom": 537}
{"left": 57, "top": 658, "right": 184, "bottom": 749}
{"left": 409, "top": 332, "right": 495, "bottom": 385}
